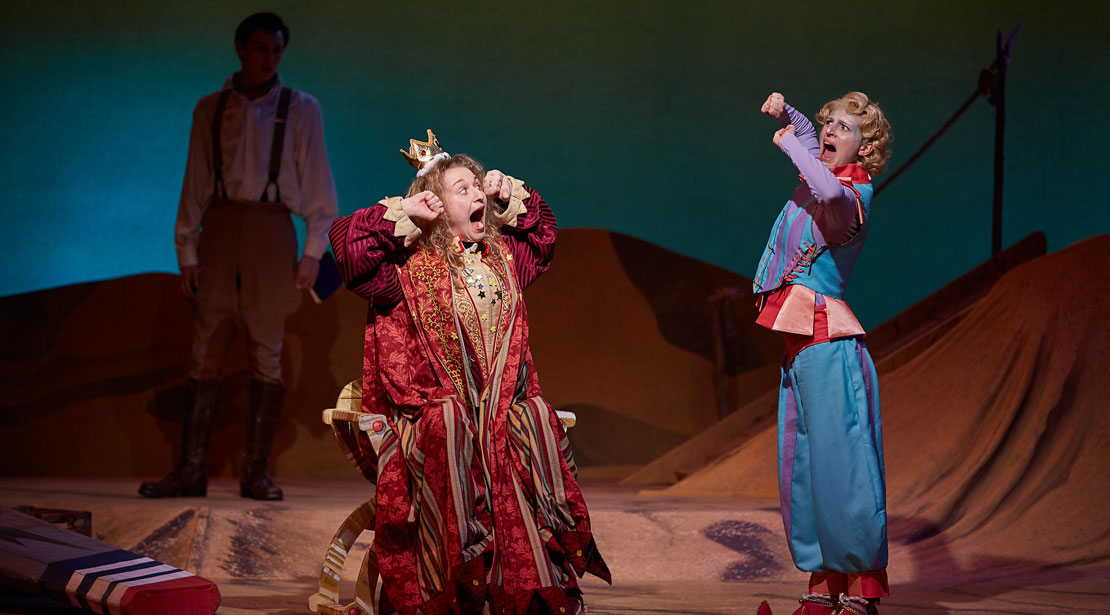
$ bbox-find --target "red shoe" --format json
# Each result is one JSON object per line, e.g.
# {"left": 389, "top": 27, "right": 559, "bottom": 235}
{"left": 756, "top": 594, "right": 837, "bottom": 615}
{"left": 794, "top": 594, "right": 837, "bottom": 615}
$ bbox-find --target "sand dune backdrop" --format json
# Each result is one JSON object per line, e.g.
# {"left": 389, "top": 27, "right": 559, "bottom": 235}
{"left": 2, "top": 230, "right": 1107, "bottom": 577}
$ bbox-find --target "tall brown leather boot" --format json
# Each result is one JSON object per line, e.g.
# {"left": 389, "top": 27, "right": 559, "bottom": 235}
{"left": 240, "top": 379, "right": 285, "bottom": 500}
{"left": 139, "top": 379, "right": 219, "bottom": 498}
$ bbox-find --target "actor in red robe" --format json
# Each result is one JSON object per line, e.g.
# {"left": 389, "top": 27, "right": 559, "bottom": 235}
{"left": 329, "top": 132, "right": 610, "bottom": 615}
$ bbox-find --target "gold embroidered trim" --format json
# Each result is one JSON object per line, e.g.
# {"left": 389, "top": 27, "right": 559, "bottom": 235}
{"left": 406, "top": 249, "right": 467, "bottom": 398}
{"left": 452, "top": 275, "right": 487, "bottom": 380}
{"left": 453, "top": 249, "right": 514, "bottom": 379}
{"left": 484, "top": 249, "right": 513, "bottom": 358}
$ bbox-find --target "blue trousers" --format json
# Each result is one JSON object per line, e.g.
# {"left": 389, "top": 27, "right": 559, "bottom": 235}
{"left": 778, "top": 337, "right": 887, "bottom": 574}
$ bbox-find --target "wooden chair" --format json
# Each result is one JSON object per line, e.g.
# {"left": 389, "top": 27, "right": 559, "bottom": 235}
{"left": 306, "top": 381, "right": 578, "bottom": 615}
{"left": 307, "top": 380, "right": 387, "bottom": 615}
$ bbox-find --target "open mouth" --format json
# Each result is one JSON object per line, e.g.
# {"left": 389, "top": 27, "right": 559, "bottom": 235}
{"left": 469, "top": 206, "right": 486, "bottom": 233}
{"left": 820, "top": 141, "right": 837, "bottom": 163}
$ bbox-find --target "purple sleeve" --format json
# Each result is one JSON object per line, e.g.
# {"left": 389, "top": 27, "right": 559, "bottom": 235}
{"left": 779, "top": 103, "right": 820, "bottom": 157}
{"left": 501, "top": 186, "right": 557, "bottom": 288}
{"left": 778, "top": 133, "right": 862, "bottom": 238}
{"left": 328, "top": 205, "right": 406, "bottom": 306}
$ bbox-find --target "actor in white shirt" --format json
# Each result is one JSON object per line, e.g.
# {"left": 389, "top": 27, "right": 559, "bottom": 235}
{"left": 142, "top": 12, "right": 338, "bottom": 501}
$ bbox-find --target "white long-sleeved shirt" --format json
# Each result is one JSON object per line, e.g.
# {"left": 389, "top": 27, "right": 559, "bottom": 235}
{"left": 174, "top": 74, "right": 338, "bottom": 269}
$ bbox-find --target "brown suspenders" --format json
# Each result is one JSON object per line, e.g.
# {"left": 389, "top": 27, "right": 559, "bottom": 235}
{"left": 210, "top": 86, "right": 293, "bottom": 202}
{"left": 210, "top": 89, "right": 232, "bottom": 199}
{"left": 262, "top": 87, "right": 293, "bottom": 202}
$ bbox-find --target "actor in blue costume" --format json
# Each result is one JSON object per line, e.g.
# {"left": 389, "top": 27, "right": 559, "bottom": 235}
{"left": 752, "top": 92, "right": 892, "bottom": 615}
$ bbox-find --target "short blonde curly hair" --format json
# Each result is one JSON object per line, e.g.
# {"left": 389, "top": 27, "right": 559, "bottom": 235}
{"left": 816, "top": 92, "right": 892, "bottom": 176}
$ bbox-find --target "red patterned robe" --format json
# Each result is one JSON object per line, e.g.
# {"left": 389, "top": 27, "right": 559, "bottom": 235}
{"left": 329, "top": 185, "right": 610, "bottom": 615}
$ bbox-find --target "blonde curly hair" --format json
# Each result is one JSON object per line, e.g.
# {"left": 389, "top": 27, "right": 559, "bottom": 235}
{"left": 816, "top": 92, "right": 892, "bottom": 176}
{"left": 405, "top": 154, "right": 504, "bottom": 268}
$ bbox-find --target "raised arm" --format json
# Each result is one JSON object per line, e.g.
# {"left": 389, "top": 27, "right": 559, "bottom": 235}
{"left": 762, "top": 92, "right": 819, "bottom": 157}
{"left": 775, "top": 129, "right": 864, "bottom": 241}
{"left": 777, "top": 131, "right": 858, "bottom": 201}
{"left": 780, "top": 104, "right": 819, "bottom": 157}
{"left": 328, "top": 203, "right": 406, "bottom": 306}
{"left": 490, "top": 178, "right": 556, "bottom": 288}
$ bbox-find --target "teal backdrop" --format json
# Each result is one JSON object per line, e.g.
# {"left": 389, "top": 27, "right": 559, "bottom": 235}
{"left": 2, "top": 0, "right": 1107, "bottom": 327}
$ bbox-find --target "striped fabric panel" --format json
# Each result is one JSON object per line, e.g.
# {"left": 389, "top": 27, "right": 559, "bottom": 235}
{"left": 401, "top": 398, "right": 500, "bottom": 602}
{"left": 448, "top": 402, "right": 492, "bottom": 563}
{"left": 510, "top": 469, "right": 560, "bottom": 588}
{"left": 495, "top": 396, "right": 582, "bottom": 590}
{"left": 558, "top": 421, "right": 577, "bottom": 478}
{"left": 531, "top": 399, "right": 576, "bottom": 526}
{"left": 396, "top": 413, "right": 443, "bottom": 600}
{"left": 416, "top": 479, "right": 447, "bottom": 599}
{"left": 377, "top": 430, "right": 399, "bottom": 480}
{"left": 510, "top": 399, "right": 550, "bottom": 523}
{"left": 397, "top": 418, "right": 421, "bottom": 467}
{"left": 509, "top": 398, "right": 577, "bottom": 531}
{"left": 444, "top": 397, "right": 470, "bottom": 551}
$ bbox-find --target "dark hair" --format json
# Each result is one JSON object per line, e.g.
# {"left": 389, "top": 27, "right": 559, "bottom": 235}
{"left": 235, "top": 13, "right": 290, "bottom": 48}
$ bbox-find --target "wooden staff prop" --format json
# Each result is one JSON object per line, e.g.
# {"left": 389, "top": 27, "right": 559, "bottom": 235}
{"left": 0, "top": 508, "right": 220, "bottom": 615}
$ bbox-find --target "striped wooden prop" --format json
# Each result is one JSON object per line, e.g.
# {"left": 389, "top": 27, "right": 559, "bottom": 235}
{"left": 324, "top": 380, "right": 389, "bottom": 483}
{"left": 309, "top": 381, "right": 383, "bottom": 615}
{"left": 0, "top": 508, "right": 220, "bottom": 615}
{"left": 306, "top": 499, "right": 378, "bottom": 615}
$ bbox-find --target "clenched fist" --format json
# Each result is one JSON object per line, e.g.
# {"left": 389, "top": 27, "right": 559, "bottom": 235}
{"left": 483, "top": 169, "right": 513, "bottom": 202}
{"left": 761, "top": 92, "right": 786, "bottom": 119}
{"left": 402, "top": 190, "right": 444, "bottom": 231}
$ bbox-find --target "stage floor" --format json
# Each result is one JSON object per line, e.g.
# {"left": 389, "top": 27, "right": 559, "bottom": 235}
{"left": 1, "top": 477, "right": 1106, "bottom": 614}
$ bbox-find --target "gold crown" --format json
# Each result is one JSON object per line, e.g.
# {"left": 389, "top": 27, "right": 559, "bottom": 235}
{"left": 400, "top": 129, "right": 445, "bottom": 171}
